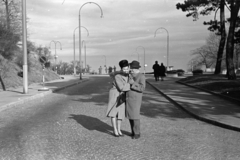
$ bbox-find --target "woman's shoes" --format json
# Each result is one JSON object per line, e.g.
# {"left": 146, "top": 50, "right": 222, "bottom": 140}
{"left": 113, "top": 133, "right": 119, "bottom": 137}
{"left": 118, "top": 133, "right": 124, "bottom": 137}
{"left": 113, "top": 131, "right": 120, "bottom": 137}
{"left": 113, "top": 131, "right": 124, "bottom": 137}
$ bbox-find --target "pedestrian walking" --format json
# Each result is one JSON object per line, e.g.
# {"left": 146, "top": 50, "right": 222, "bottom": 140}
{"left": 113, "top": 66, "right": 116, "bottom": 72}
{"left": 108, "top": 66, "right": 113, "bottom": 74}
{"left": 106, "top": 60, "right": 131, "bottom": 137}
{"left": 126, "top": 60, "right": 146, "bottom": 139}
{"left": 99, "top": 66, "right": 102, "bottom": 74}
{"left": 159, "top": 63, "right": 166, "bottom": 81}
{"left": 105, "top": 66, "right": 108, "bottom": 74}
{"left": 152, "top": 61, "right": 160, "bottom": 81}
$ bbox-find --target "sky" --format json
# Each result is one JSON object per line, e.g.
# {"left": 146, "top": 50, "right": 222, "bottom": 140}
{"left": 27, "top": 0, "right": 215, "bottom": 72}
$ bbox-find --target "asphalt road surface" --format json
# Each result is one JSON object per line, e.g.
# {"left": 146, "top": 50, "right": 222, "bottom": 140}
{"left": 0, "top": 76, "right": 240, "bottom": 160}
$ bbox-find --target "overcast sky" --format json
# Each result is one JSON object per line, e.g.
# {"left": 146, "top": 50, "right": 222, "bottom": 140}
{"left": 27, "top": 0, "right": 215, "bottom": 72}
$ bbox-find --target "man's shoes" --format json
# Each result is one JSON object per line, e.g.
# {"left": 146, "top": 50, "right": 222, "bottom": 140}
{"left": 132, "top": 134, "right": 140, "bottom": 139}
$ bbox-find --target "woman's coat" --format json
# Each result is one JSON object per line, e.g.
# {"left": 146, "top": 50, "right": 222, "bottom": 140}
{"left": 106, "top": 72, "right": 130, "bottom": 120}
{"left": 126, "top": 73, "right": 145, "bottom": 120}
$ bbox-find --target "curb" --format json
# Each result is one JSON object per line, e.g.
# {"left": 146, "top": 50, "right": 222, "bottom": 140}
{"left": 146, "top": 80, "right": 240, "bottom": 132}
{"left": 176, "top": 81, "right": 240, "bottom": 106}
{"left": 0, "top": 79, "right": 89, "bottom": 112}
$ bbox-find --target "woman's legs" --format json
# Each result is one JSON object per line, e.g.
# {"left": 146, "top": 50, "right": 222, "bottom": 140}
{"left": 117, "top": 119, "right": 123, "bottom": 135}
{"left": 111, "top": 117, "right": 119, "bottom": 136}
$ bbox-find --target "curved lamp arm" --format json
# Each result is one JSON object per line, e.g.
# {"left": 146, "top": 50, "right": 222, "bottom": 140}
{"left": 49, "top": 40, "right": 56, "bottom": 49}
{"left": 154, "top": 27, "right": 169, "bottom": 37}
{"left": 79, "top": 2, "right": 103, "bottom": 18}
{"left": 136, "top": 46, "right": 145, "bottom": 52}
{"left": 55, "top": 41, "right": 62, "bottom": 50}
{"left": 74, "top": 26, "right": 90, "bottom": 37}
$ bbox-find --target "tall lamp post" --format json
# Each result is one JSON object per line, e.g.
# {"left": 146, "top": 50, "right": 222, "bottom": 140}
{"left": 82, "top": 40, "right": 87, "bottom": 73}
{"left": 103, "top": 55, "right": 106, "bottom": 67}
{"left": 73, "top": 26, "right": 89, "bottom": 76}
{"left": 154, "top": 27, "right": 169, "bottom": 71}
{"left": 79, "top": 2, "right": 103, "bottom": 80}
{"left": 136, "top": 46, "right": 146, "bottom": 74}
{"left": 22, "top": 0, "right": 28, "bottom": 94}
{"left": 49, "top": 40, "right": 62, "bottom": 73}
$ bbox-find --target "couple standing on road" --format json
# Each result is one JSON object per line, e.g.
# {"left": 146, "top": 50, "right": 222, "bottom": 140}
{"left": 106, "top": 60, "right": 146, "bottom": 139}
{"left": 152, "top": 61, "right": 166, "bottom": 81}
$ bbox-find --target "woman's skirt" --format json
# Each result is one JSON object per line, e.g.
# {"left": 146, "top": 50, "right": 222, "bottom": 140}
{"left": 106, "top": 88, "right": 125, "bottom": 120}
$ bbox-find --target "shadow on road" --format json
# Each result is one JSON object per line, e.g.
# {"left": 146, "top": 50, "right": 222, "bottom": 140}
{"left": 140, "top": 86, "right": 192, "bottom": 120}
{"left": 68, "top": 114, "right": 131, "bottom": 137}
{"left": 59, "top": 77, "right": 192, "bottom": 121}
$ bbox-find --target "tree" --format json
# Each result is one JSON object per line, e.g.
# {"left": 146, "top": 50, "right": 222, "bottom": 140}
{"left": 0, "top": 24, "right": 20, "bottom": 60}
{"left": 0, "top": 0, "right": 21, "bottom": 60}
{"left": 1, "top": 0, "right": 21, "bottom": 31}
{"left": 235, "top": 43, "right": 240, "bottom": 69}
{"left": 225, "top": 0, "right": 240, "bottom": 79}
{"left": 0, "top": 55, "right": 9, "bottom": 91}
{"left": 176, "top": 0, "right": 238, "bottom": 78}
{"left": 191, "top": 33, "right": 221, "bottom": 70}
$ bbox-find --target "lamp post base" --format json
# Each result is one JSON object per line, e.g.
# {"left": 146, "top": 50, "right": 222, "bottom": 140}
{"left": 38, "top": 87, "right": 49, "bottom": 91}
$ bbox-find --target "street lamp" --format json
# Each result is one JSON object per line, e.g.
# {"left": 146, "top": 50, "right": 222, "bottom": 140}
{"left": 103, "top": 55, "right": 106, "bottom": 67}
{"left": 82, "top": 40, "right": 87, "bottom": 73}
{"left": 22, "top": 0, "right": 28, "bottom": 94}
{"left": 78, "top": 2, "right": 103, "bottom": 80}
{"left": 154, "top": 27, "right": 169, "bottom": 71}
{"left": 49, "top": 40, "right": 62, "bottom": 73}
{"left": 73, "top": 26, "right": 89, "bottom": 76}
{"left": 136, "top": 46, "right": 146, "bottom": 74}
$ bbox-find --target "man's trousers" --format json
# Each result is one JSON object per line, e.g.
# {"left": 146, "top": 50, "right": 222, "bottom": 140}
{"left": 129, "top": 119, "right": 140, "bottom": 135}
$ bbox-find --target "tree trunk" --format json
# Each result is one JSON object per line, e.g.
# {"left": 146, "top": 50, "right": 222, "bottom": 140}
{"left": 0, "top": 75, "right": 6, "bottom": 91}
{"left": 226, "top": 0, "right": 240, "bottom": 80}
{"left": 4, "top": 0, "right": 10, "bottom": 30}
{"left": 214, "top": 0, "right": 226, "bottom": 74}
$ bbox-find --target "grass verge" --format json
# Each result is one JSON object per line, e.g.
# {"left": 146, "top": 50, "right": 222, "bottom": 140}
{"left": 178, "top": 74, "right": 240, "bottom": 101}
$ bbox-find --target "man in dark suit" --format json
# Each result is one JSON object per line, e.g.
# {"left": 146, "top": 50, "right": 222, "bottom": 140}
{"left": 152, "top": 61, "right": 160, "bottom": 81}
{"left": 126, "top": 60, "right": 146, "bottom": 139}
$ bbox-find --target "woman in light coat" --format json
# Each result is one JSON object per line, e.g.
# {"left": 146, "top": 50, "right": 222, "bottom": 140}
{"left": 106, "top": 60, "right": 130, "bottom": 137}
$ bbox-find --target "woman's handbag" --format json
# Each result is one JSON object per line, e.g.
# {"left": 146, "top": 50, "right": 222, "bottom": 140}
{"left": 117, "top": 92, "right": 126, "bottom": 106}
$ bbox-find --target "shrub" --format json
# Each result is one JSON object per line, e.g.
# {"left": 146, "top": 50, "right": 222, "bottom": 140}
{"left": 166, "top": 70, "right": 178, "bottom": 74}
{"left": 177, "top": 69, "right": 185, "bottom": 73}
{"left": 177, "top": 69, "right": 185, "bottom": 76}
{"left": 192, "top": 69, "right": 203, "bottom": 75}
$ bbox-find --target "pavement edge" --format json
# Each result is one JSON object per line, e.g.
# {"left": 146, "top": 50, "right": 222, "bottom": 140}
{"left": 0, "top": 79, "right": 89, "bottom": 113}
{"left": 146, "top": 80, "right": 240, "bottom": 132}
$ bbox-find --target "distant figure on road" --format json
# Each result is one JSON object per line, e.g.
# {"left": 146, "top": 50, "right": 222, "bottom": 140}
{"left": 159, "top": 63, "right": 166, "bottom": 81}
{"left": 106, "top": 60, "right": 130, "bottom": 137}
{"left": 105, "top": 66, "right": 108, "bottom": 74}
{"left": 108, "top": 66, "right": 113, "bottom": 74}
{"left": 99, "top": 66, "right": 102, "bottom": 74}
{"left": 113, "top": 66, "right": 116, "bottom": 72}
{"left": 152, "top": 61, "right": 160, "bottom": 81}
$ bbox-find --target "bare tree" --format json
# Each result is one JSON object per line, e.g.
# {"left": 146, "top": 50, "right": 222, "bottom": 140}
{"left": 190, "top": 33, "right": 222, "bottom": 70}
{"left": 0, "top": 55, "right": 9, "bottom": 90}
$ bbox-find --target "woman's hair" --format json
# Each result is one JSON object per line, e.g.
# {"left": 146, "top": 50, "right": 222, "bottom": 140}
{"left": 119, "top": 60, "right": 129, "bottom": 69}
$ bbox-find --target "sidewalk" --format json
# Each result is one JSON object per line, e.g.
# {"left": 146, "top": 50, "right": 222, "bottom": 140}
{"left": 147, "top": 76, "right": 240, "bottom": 132}
{"left": 0, "top": 75, "right": 89, "bottom": 112}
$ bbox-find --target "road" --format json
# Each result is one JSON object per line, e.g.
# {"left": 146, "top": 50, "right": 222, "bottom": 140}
{"left": 0, "top": 76, "right": 240, "bottom": 160}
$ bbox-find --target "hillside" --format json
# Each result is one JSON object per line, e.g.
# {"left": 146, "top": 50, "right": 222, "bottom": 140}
{"left": 0, "top": 56, "right": 60, "bottom": 91}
